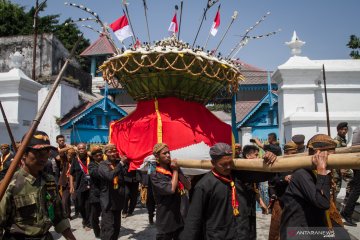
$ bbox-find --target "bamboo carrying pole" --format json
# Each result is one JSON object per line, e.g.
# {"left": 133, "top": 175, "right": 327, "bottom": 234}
{"left": 0, "top": 36, "right": 82, "bottom": 201}
{"left": 176, "top": 147, "right": 360, "bottom": 172}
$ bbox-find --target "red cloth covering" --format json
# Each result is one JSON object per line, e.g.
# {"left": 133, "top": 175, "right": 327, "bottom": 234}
{"left": 109, "top": 97, "right": 232, "bottom": 171}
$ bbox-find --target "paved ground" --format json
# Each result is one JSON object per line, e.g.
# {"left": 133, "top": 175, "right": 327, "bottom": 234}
{"left": 51, "top": 206, "right": 360, "bottom": 240}
{"left": 52, "top": 208, "right": 271, "bottom": 240}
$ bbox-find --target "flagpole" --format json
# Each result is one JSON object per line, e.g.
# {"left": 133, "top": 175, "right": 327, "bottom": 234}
{"left": 204, "top": 4, "right": 221, "bottom": 49}
{"left": 122, "top": 2, "right": 136, "bottom": 44}
{"left": 213, "top": 11, "right": 238, "bottom": 55}
{"left": 142, "top": 0, "right": 151, "bottom": 43}
{"left": 178, "top": 1, "right": 183, "bottom": 40}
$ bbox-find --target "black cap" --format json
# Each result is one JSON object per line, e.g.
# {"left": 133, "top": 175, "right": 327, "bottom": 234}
{"left": 292, "top": 134, "right": 305, "bottom": 144}
{"left": 337, "top": 122, "right": 348, "bottom": 131}
{"left": 22, "top": 131, "right": 56, "bottom": 150}
{"left": 209, "top": 143, "right": 232, "bottom": 160}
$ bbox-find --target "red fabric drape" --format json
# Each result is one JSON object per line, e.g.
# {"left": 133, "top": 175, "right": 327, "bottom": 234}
{"left": 110, "top": 97, "right": 232, "bottom": 171}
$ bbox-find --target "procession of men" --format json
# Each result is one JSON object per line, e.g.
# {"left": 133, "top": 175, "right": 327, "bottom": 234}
{"left": 0, "top": 122, "right": 359, "bottom": 239}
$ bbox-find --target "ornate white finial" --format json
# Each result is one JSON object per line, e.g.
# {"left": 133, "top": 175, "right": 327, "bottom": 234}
{"left": 285, "top": 31, "right": 305, "bottom": 56}
{"left": 10, "top": 51, "right": 24, "bottom": 69}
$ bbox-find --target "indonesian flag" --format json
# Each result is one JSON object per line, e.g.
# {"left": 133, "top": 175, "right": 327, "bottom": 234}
{"left": 168, "top": 13, "right": 178, "bottom": 33}
{"left": 210, "top": 9, "right": 220, "bottom": 36}
{"left": 109, "top": 14, "right": 133, "bottom": 42}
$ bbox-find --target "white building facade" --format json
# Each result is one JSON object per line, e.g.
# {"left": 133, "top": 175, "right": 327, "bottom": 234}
{"left": 273, "top": 32, "right": 360, "bottom": 145}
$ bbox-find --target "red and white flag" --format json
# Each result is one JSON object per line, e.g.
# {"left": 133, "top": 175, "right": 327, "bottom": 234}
{"left": 168, "top": 13, "right": 178, "bottom": 34}
{"left": 109, "top": 14, "right": 133, "bottom": 42}
{"left": 210, "top": 9, "right": 220, "bottom": 36}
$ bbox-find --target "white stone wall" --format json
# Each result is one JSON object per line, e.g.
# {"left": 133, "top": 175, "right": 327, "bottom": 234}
{"left": 37, "top": 83, "right": 80, "bottom": 145}
{"left": 273, "top": 56, "right": 360, "bottom": 145}
{"left": 0, "top": 69, "right": 42, "bottom": 144}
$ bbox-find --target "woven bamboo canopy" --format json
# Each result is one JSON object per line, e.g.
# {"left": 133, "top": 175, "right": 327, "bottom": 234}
{"left": 100, "top": 36, "right": 244, "bottom": 103}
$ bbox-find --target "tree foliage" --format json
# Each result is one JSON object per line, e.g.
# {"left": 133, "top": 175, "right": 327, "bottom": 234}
{"left": 0, "top": 0, "right": 90, "bottom": 70}
{"left": 347, "top": 35, "right": 360, "bottom": 59}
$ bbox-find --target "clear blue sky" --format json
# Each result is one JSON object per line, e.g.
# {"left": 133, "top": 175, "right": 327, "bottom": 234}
{"left": 12, "top": 0, "right": 360, "bottom": 71}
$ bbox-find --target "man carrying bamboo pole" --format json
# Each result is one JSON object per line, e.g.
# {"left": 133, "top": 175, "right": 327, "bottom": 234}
{"left": 181, "top": 143, "right": 276, "bottom": 240}
{"left": 0, "top": 131, "right": 76, "bottom": 240}
{"left": 280, "top": 134, "right": 350, "bottom": 240}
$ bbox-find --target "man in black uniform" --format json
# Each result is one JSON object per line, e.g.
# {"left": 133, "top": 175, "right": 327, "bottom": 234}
{"left": 181, "top": 143, "right": 276, "bottom": 240}
{"left": 69, "top": 143, "right": 91, "bottom": 230}
{"left": 88, "top": 145, "right": 104, "bottom": 238}
{"left": 98, "top": 144, "right": 127, "bottom": 240}
{"left": 0, "top": 143, "right": 14, "bottom": 181}
{"left": 151, "top": 143, "right": 191, "bottom": 240}
{"left": 280, "top": 134, "right": 350, "bottom": 240}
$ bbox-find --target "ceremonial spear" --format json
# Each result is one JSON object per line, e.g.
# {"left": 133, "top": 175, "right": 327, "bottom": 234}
{"left": 0, "top": 36, "right": 83, "bottom": 201}
{"left": 142, "top": 0, "right": 151, "bottom": 43}
{"left": 0, "top": 101, "right": 17, "bottom": 152}
{"left": 227, "top": 11, "right": 270, "bottom": 59}
{"left": 192, "top": 0, "right": 219, "bottom": 48}
{"left": 64, "top": 2, "right": 121, "bottom": 54}
{"left": 213, "top": 10, "right": 238, "bottom": 55}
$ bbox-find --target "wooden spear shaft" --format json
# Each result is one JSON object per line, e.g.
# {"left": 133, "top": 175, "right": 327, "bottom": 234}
{"left": 176, "top": 152, "right": 360, "bottom": 172}
{"left": 0, "top": 36, "right": 82, "bottom": 201}
{"left": 0, "top": 101, "right": 17, "bottom": 152}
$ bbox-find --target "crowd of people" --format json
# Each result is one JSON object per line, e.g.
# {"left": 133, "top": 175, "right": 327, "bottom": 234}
{"left": 0, "top": 121, "right": 359, "bottom": 240}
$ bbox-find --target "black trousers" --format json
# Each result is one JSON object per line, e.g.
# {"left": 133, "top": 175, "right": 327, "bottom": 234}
{"left": 90, "top": 202, "right": 102, "bottom": 237}
{"left": 77, "top": 190, "right": 91, "bottom": 227}
{"left": 147, "top": 179, "right": 156, "bottom": 216}
{"left": 156, "top": 228, "right": 183, "bottom": 240}
{"left": 61, "top": 185, "right": 71, "bottom": 218}
{"left": 343, "top": 169, "right": 360, "bottom": 217}
{"left": 100, "top": 210, "right": 121, "bottom": 240}
{"left": 123, "top": 181, "right": 139, "bottom": 214}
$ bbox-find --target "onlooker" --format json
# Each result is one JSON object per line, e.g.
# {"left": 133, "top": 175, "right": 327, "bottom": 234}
{"left": 253, "top": 132, "right": 282, "bottom": 156}
{"left": 333, "top": 122, "right": 353, "bottom": 199}
{"left": 98, "top": 144, "right": 127, "bottom": 240}
{"left": 291, "top": 134, "right": 306, "bottom": 153}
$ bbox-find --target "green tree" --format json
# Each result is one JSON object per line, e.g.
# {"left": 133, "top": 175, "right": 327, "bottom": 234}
{"left": 347, "top": 35, "right": 360, "bottom": 59}
{"left": 0, "top": 0, "right": 90, "bottom": 70}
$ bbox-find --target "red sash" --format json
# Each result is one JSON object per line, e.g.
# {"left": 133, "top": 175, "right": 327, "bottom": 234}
{"left": 156, "top": 166, "right": 185, "bottom": 195}
{"left": 212, "top": 169, "right": 240, "bottom": 216}
{"left": 77, "top": 156, "right": 90, "bottom": 174}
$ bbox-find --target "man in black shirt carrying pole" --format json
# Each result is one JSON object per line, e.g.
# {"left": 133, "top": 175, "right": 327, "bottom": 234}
{"left": 98, "top": 144, "right": 127, "bottom": 240}
{"left": 150, "top": 143, "right": 191, "bottom": 240}
{"left": 280, "top": 134, "right": 350, "bottom": 240}
{"left": 181, "top": 143, "right": 276, "bottom": 240}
